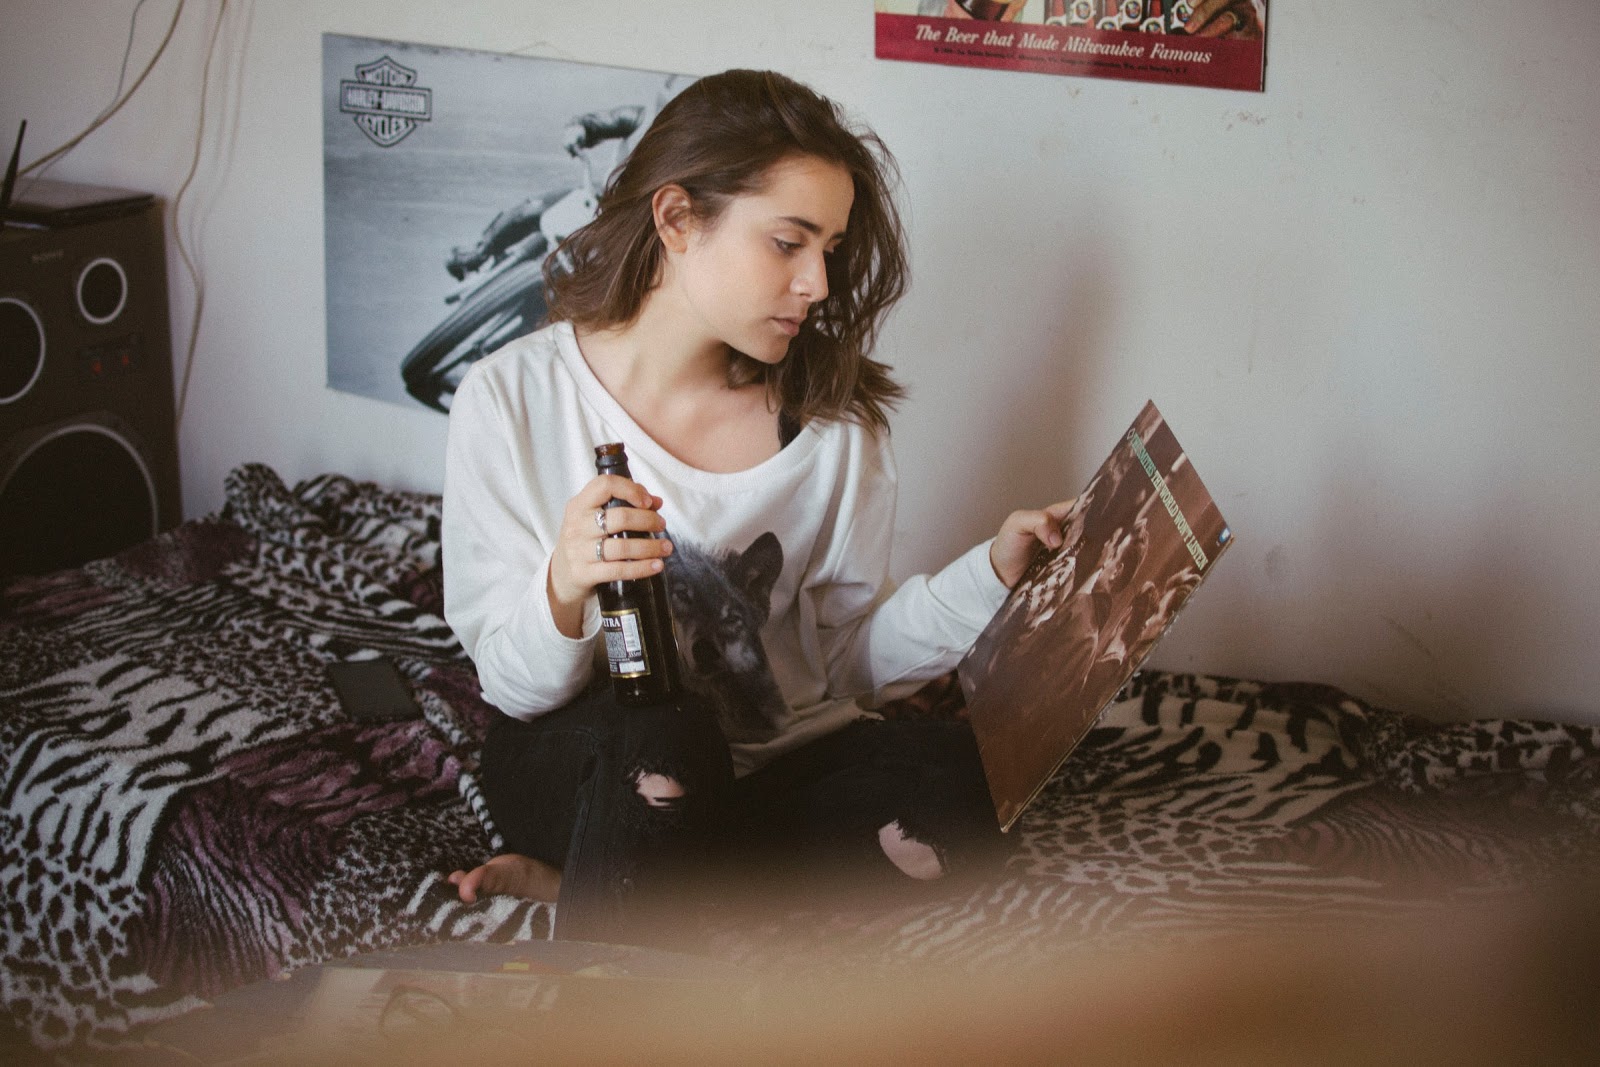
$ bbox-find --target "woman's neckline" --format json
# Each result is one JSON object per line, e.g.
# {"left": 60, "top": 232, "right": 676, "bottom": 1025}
{"left": 552, "top": 321, "right": 819, "bottom": 488}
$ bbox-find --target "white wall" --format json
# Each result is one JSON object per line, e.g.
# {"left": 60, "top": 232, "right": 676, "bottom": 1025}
{"left": 3, "top": 1, "right": 1597, "bottom": 724}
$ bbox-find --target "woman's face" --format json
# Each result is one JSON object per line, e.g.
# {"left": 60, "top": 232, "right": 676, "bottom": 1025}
{"left": 675, "top": 154, "right": 855, "bottom": 365}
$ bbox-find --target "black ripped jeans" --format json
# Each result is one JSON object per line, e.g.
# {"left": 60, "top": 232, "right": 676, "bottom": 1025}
{"left": 479, "top": 684, "right": 1009, "bottom": 944}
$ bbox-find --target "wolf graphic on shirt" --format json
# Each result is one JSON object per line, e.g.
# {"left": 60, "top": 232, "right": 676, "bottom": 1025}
{"left": 663, "top": 532, "right": 787, "bottom": 745}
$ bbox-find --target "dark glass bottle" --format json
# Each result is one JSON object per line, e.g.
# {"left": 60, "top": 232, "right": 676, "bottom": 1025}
{"left": 956, "top": 0, "right": 1020, "bottom": 19}
{"left": 594, "top": 442, "right": 683, "bottom": 706}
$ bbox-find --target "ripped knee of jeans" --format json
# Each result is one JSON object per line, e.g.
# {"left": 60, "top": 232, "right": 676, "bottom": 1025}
{"left": 878, "top": 820, "right": 946, "bottom": 881}
{"left": 632, "top": 771, "right": 687, "bottom": 810}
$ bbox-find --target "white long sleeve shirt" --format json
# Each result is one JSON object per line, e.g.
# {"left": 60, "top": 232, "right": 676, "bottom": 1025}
{"left": 442, "top": 322, "right": 1008, "bottom": 774}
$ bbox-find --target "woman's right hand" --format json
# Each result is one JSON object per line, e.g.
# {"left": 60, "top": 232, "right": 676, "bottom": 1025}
{"left": 547, "top": 474, "right": 673, "bottom": 638}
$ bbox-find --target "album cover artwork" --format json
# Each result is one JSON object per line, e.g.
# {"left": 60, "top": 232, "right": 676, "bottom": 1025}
{"left": 960, "top": 400, "right": 1232, "bottom": 830}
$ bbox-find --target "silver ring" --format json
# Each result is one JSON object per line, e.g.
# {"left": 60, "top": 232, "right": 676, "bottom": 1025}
{"left": 594, "top": 539, "right": 606, "bottom": 562}
{"left": 594, "top": 507, "right": 607, "bottom": 532}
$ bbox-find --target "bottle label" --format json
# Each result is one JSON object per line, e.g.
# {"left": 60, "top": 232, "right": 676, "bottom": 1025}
{"left": 601, "top": 609, "right": 650, "bottom": 678}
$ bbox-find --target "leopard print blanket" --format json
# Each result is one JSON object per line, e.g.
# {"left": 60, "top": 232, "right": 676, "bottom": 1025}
{"left": 2, "top": 466, "right": 1597, "bottom": 1052}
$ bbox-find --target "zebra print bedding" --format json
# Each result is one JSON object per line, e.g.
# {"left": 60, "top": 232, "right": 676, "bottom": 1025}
{"left": 3, "top": 465, "right": 1597, "bottom": 1054}
{"left": 2, "top": 466, "right": 549, "bottom": 1052}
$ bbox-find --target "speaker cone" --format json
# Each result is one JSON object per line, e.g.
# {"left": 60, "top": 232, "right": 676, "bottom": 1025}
{"left": 77, "top": 256, "right": 128, "bottom": 325}
{"left": 0, "top": 416, "right": 158, "bottom": 576}
{"left": 0, "top": 295, "right": 46, "bottom": 404}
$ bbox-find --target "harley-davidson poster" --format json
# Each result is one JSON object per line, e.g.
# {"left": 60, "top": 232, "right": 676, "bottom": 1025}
{"left": 322, "top": 34, "right": 689, "bottom": 412}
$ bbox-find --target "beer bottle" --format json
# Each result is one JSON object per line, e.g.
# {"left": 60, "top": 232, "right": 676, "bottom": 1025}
{"left": 955, "top": 0, "right": 1020, "bottom": 19}
{"left": 594, "top": 442, "right": 683, "bottom": 706}
{"left": 1046, "top": 0, "right": 1096, "bottom": 25}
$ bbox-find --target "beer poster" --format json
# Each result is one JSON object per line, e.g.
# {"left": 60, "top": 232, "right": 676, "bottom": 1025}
{"left": 874, "top": 2, "right": 1268, "bottom": 92}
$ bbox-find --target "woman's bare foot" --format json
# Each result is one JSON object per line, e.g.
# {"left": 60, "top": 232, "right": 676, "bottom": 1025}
{"left": 448, "top": 853, "right": 562, "bottom": 904}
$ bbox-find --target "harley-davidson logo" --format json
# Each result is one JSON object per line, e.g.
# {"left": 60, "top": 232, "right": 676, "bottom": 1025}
{"left": 339, "top": 55, "right": 432, "bottom": 147}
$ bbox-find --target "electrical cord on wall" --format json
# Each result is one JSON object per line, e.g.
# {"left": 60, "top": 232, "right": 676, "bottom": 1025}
{"left": 19, "top": 0, "right": 185, "bottom": 181}
{"left": 17, "top": 0, "right": 243, "bottom": 433}
{"left": 102, "top": 1, "right": 158, "bottom": 133}
{"left": 170, "top": 0, "right": 233, "bottom": 430}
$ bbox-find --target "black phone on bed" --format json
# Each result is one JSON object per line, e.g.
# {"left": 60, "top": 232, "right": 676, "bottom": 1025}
{"left": 326, "top": 657, "right": 424, "bottom": 721}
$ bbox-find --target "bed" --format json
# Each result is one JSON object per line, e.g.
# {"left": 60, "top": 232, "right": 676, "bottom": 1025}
{"left": 4, "top": 465, "right": 1598, "bottom": 1057}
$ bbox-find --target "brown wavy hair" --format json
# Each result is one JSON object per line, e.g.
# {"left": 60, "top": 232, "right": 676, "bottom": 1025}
{"left": 544, "top": 69, "right": 909, "bottom": 432}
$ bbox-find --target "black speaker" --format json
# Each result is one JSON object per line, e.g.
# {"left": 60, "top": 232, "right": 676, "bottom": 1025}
{"left": 1, "top": 180, "right": 182, "bottom": 578}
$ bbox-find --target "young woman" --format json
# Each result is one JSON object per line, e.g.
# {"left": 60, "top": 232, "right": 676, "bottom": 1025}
{"left": 442, "top": 69, "right": 1072, "bottom": 942}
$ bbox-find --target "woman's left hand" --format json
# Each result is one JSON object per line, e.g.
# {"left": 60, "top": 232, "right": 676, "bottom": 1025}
{"left": 989, "top": 499, "right": 1077, "bottom": 589}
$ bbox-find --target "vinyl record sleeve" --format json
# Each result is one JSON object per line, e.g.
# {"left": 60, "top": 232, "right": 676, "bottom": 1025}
{"left": 959, "top": 401, "right": 1232, "bottom": 830}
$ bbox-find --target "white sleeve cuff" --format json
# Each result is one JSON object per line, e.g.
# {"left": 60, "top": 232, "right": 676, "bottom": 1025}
{"left": 927, "top": 537, "right": 1011, "bottom": 626}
